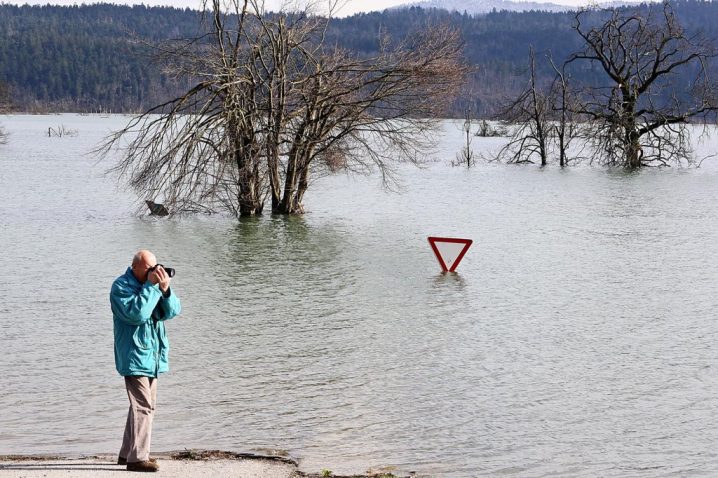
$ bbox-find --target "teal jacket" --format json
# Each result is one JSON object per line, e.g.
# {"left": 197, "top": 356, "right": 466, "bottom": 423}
{"left": 110, "top": 267, "right": 182, "bottom": 377}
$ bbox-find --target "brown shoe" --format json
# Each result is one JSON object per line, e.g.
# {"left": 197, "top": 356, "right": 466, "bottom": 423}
{"left": 118, "top": 457, "right": 157, "bottom": 465}
{"left": 126, "top": 460, "right": 160, "bottom": 472}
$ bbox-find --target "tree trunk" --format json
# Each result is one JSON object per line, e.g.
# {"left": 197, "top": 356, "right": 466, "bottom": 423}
{"left": 537, "top": 124, "right": 547, "bottom": 167}
{"left": 558, "top": 125, "right": 566, "bottom": 167}
{"left": 627, "top": 133, "right": 642, "bottom": 169}
{"left": 621, "top": 91, "right": 642, "bottom": 169}
{"left": 275, "top": 120, "right": 309, "bottom": 214}
{"left": 267, "top": 60, "right": 287, "bottom": 213}
{"left": 274, "top": 148, "right": 298, "bottom": 214}
{"left": 293, "top": 161, "right": 310, "bottom": 213}
{"left": 234, "top": 139, "right": 264, "bottom": 217}
{"left": 268, "top": 149, "right": 282, "bottom": 211}
{"left": 528, "top": 47, "right": 548, "bottom": 167}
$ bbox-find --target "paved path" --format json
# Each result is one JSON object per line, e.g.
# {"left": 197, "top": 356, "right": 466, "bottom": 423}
{"left": 0, "top": 455, "right": 299, "bottom": 478}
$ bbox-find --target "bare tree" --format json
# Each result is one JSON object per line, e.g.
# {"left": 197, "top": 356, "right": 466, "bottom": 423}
{"left": 547, "top": 54, "right": 581, "bottom": 167}
{"left": 0, "top": 82, "right": 11, "bottom": 145}
{"left": 271, "top": 22, "right": 467, "bottom": 213}
{"left": 98, "top": 0, "right": 274, "bottom": 217}
{"left": 453, "top": 107, "right": 475, "bottom": 167}
{"left": 567, "top": 2, "right": 718, "bottom": 168}
{"left": 98, "top": 0, "right": 467, "bottom": 217}
{"left": 494, "top": 47, "right": 552, "bottom": 165}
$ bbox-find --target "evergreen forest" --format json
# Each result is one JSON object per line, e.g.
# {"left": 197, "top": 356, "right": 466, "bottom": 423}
{"left": 1, "top": 0, "right": 717, "bottom": 116}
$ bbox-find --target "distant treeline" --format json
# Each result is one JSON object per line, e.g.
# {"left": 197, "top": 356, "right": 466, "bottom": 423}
{"left": 0, "top": 4, "right": 200, "bottom": 112}
{"left": 1, "top": 0, "right": 717, "bottom": 116}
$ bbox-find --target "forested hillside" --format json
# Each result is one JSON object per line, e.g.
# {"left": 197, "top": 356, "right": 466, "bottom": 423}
{"left": 0, "top": 4, "right": 200, "bottom": 112}
{"left": 1, "top": 0, "right": 717, "bottom": 116}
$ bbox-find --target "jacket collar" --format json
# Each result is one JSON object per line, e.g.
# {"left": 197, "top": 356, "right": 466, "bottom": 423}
{"left": 125, "top": 267, "right": 142, "bottom": 287}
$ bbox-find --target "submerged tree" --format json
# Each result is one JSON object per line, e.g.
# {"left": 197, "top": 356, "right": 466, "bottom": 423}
{"left": 495, "top": 47, "right": 552, "bottom": 166}
{"left": 0, "top": 82, "right": 11, "bottom": 144}
{"left": 567, "top": 2, "right": 718, "bottom": 168}
{"left": 454, "top": 107, "right": 475, "bottom": 168}
{"left": 548, "top": 54, "right": 580, "bottom": 167}
{"left": 98, "top": 0, "right": 467, "bottom": 217}
{"left": 495, "top": 2, "right": 718, "bottom": 169}
{"left": 495, "top": 47, "right": 580, "bottom": 166}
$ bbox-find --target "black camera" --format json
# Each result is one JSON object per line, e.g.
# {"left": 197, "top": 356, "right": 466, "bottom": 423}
{"left": 149, "top": 264, "right": 175, "bottom": 278}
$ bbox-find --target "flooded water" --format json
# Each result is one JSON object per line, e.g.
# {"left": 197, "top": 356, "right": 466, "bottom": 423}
{"left": 1, "top": 114, "right": 718, "bottom": 476}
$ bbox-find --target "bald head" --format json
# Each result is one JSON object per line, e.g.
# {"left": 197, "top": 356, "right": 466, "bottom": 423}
{"left": 131, "top": 249, "right": 157, "bottom": 283}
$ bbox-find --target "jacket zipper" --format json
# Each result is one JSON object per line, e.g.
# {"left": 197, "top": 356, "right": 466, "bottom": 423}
{"left": 153, "top": 320, "right": 160, "bottom": 378}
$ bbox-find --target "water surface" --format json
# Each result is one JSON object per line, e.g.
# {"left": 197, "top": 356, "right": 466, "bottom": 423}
{"left": 1, "top": 115, "right": 718, "bottom": 476}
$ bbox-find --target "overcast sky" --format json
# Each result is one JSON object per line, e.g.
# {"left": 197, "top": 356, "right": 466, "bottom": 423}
{"left": 0, "top": 0, "right": 628, "bottom": 17}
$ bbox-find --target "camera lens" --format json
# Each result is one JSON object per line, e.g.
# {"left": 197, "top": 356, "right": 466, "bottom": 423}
{"left": 150, "top": 264, "right": 175, "bottom": 278}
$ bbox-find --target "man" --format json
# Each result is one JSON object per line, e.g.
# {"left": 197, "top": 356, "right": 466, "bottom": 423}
{"left": 110, "top": 250, "right": 181, "bottom": 472}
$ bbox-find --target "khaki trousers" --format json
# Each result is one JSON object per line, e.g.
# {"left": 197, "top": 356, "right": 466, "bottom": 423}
{"left": 119, "top": 376, "right": 157, "bottom": 463}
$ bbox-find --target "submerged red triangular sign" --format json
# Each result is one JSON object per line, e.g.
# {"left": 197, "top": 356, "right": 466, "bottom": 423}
{"left": 428, "top": 236, "right": 473, "bottom": 272}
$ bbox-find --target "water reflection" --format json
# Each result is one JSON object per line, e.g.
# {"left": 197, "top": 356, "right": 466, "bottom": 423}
{"left": 432, "top": 272, "right": 467, "bottom": 288}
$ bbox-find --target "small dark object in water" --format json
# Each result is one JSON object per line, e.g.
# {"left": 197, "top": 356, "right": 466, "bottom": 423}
{"left": 146, "top": 200, "right": 169, "bottom": 217}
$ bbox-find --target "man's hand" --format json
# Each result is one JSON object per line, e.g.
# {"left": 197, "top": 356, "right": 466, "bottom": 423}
{"left": 148, "top": 266, "right": 171, "bottom": 292}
